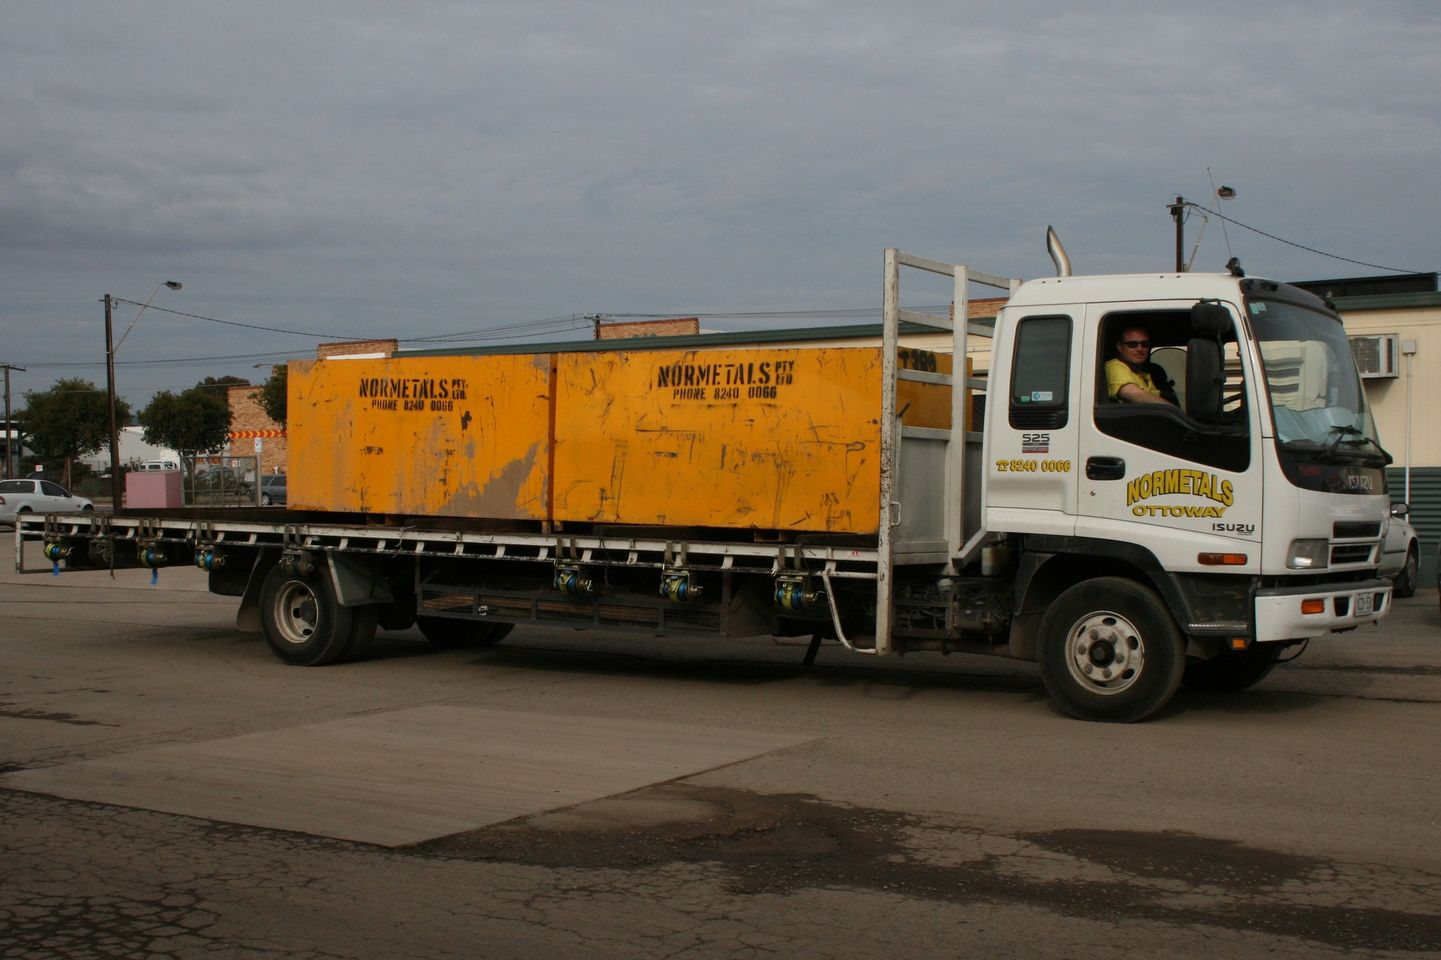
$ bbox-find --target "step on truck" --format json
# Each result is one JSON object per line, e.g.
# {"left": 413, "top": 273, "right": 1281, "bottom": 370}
{"left": 17, "top": 239, "right": 1395, "bottom": 721}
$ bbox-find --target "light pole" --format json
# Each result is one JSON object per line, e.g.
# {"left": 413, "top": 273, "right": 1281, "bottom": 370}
{"left": 1168, "top": 186, "right": 1236, "bottom": 272}
{"left": 106, "top": 281, "right": 181, "bottom": 508}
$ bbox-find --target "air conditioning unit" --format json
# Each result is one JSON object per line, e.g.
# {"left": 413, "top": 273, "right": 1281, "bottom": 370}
{"left": 1349, "top": 334, "right": 1399, "bottom": 379}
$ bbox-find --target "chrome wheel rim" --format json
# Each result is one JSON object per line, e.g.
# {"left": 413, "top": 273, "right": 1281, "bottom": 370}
{"left": 1064, "top": 610, "right": 1144, "bottom": 696}
{"left": 273, "top": 580, "right": 319, "bottom": 646}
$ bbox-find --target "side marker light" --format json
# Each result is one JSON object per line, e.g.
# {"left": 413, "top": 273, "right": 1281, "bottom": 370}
{"left": 1198, "top": 553, "right": 1248, "bottom": 566}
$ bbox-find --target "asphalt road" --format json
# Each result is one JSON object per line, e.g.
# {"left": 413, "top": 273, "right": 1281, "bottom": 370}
{"left": 2, "top": 539, "right": 1440, "bottom": 959}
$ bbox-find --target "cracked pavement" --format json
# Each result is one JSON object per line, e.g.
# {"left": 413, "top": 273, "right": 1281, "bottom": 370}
{"left": 3, "top": 543, "right": 1440, "bottom": 958}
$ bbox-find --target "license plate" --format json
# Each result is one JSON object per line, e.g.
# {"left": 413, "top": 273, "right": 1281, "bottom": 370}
{"left": 1355, "top": 592, "right": 1374, "bottom": 617}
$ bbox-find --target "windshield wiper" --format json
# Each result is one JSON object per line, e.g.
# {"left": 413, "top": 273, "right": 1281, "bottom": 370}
{"left": 1280, "top": 427, "right": 1392, "bottom": 466}
{"left": 1325, "top": 425, "right": 1393, "bottom": 466}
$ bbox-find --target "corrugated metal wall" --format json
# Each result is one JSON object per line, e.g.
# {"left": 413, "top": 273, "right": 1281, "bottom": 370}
{"left": 1388, "top": 466, "right": 1441, "bottom": 588}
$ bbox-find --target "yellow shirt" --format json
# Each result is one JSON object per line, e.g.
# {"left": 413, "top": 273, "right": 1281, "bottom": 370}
{"left": 1105, "top": 358, "right": 1162, "bottom": 401}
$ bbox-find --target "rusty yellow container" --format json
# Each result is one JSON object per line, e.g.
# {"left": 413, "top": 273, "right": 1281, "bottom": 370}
{"left": 289, "top": 345, "right": 951, "bottom": 532}
{"left": 552, "top": 347, "right": 949, "bottom": 534}
{"left": 288, "top": 354, "right": 553, "bottom": 518}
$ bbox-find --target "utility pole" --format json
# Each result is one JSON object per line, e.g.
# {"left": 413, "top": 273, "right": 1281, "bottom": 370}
{"left": 105, "top": 294, "right": 121, "bottom": 507}
{"left": 1168, "top": 196, "right": 1188, "bottom": 272}
{"left": 105, "top": 281, "right": 181, "bottom": 509}
{"left": 1, "top": 363, "right": 24, "bottom": 479}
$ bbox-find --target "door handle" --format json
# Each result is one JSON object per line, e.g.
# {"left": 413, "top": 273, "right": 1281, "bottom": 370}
{"left": 1086, "top": 456, "right": 1126, "bottom": 481}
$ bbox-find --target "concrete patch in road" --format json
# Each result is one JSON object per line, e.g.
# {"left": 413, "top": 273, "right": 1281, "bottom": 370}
{"left": 0, "top": 705, "right": 813, "bottom": 846}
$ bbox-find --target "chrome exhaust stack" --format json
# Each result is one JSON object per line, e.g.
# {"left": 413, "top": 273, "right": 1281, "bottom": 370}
{"left": 1046, "top": 225, "right": 1072, "bottom": 277}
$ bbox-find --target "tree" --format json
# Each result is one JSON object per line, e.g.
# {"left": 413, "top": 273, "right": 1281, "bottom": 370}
{"left": 21, "top": 378, "right": 129, "bottom": 486}
{"left": 254, "top": 364, "right": 287, "bottom": 424}
{"left": 139, "top": 384, "right": 233, "bottom": 474}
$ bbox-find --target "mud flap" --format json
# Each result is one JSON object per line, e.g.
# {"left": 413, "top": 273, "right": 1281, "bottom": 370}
{"left": 235, "top": 547, "right": 281, "bottom": 633}
{"left": 326, "top": 550, "right": 396, "bottom": 608}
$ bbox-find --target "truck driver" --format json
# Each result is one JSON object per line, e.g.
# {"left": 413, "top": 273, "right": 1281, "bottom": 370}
{"left": 1106, "top": 325, "right": 1176, "bottom": 405}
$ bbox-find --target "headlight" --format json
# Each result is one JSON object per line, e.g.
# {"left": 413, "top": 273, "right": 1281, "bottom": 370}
{"left": 1287, "top": 539, "right": 1329, "bottom": 570}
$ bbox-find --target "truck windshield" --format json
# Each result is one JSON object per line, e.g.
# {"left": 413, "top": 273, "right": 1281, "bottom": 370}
{"left": 1247, "top": 296, "right": 1389, "bottom": 470}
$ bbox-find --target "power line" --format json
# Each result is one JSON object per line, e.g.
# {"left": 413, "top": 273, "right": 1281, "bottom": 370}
{"left": 1188, "top": 203, "right": 1423, "bottom": 274}
{"left": 408, "top": 314, "right": 596, "bottom": 343}
{"left": 110, "top": 298, "right": 369, "bottom": 340}
{"left": 15, "top": 351, "right": 304, "bottom": 370}
{"left": 406, "top": 305, "right": 920, "bottom": 345}
{"left": 16, "top": 301, "right": 942, "bottom": 371}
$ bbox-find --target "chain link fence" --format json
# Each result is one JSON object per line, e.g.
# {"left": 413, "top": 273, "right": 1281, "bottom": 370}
{"left": 184, "top": 455, "right": 260, "bottom": 507}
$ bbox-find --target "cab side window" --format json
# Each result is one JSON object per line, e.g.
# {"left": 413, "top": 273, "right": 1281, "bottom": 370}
{"left": 1009, "top": 315, "right": 1071, "bottom": 430}
{"left": 1093, "top": 308, "right": 1249, "bottom": 472}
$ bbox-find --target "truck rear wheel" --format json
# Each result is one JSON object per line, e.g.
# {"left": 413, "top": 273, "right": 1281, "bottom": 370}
{"left": 416, "top": 615, "right": 513, "bottom": 649}
{"left": 260, "top": 564, "right": 366, "bottom": 666}
{"left": 1037, "top": 577, "right": 1185, "bottom": 723}
{"left": 1181, "top": 645, "right": 1281, "bottom": 692}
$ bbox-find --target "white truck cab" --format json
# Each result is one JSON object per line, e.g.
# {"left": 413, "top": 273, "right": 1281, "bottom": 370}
{"left": 981, "top": 268, "right": 1392, "bottom": 718}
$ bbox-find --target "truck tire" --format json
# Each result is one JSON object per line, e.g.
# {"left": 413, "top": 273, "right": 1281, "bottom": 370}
{"left": 344, "top": 605, "right": 380, "bottom": 661}
{"left": 416, "top": 616, "right": 513, "bottom": 649}
{"left": 260, "top": 564, "right": 365, "bottom": 666}
{"left": 376, "top": 588, "right": 418, "bottom": 631}
{"left": 1037, "top": 577, "right": 1185, "bottom": 723}
{"left": 1181, "top": 645, "right": 1281, "bottom": 692}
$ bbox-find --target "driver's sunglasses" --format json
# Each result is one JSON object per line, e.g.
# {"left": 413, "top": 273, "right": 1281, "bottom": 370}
{"left": 1120, "top": 339, "right": 1150, "bottom": 348}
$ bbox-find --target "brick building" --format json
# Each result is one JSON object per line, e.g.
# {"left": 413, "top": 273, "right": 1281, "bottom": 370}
{"left": 225, "top": 384, "right": 287, "bottom": 477}
{"left": 597, "top": 317, "right": 700, "bottom": 339}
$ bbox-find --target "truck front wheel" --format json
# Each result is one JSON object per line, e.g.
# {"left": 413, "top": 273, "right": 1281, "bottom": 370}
{"left": 1037, "top": 578, "right": 1185, "bottom": 723}
{"left": 260, "top": 564, "right": 368, "bottom": 666}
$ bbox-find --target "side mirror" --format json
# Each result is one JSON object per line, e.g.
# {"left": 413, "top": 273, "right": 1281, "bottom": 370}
{"left": 1185, "top": 338, "right": 1224, "bottom": 421}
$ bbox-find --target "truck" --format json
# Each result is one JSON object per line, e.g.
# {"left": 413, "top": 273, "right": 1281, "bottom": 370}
{"left": 15, "top": 239, "right": 1396, "bottom": 722}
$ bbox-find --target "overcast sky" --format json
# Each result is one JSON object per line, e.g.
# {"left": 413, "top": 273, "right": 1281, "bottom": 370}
{"left": 4, "top": 0, "right": 1439, "bottom": 409}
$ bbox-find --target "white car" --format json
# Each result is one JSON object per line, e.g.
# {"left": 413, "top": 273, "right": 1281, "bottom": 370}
{"left": 1379, "top": 502, "right": 1420, "bottom": 599}
{"left": 0, "top": 479, "right": 94, "bottom": 524}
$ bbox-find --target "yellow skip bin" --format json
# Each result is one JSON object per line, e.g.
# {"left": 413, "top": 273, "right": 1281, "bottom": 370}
{"left": 552, "top": 347, "right": 938, "bottom": 534}
{"left": 288, "top": 354, "right": 553, "bottom": 519}
{"left": 288, "top": 343, "right": 952, "bottom": 532}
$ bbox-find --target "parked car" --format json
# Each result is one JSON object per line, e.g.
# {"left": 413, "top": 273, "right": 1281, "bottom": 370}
{"left": 1379, "top": 502, "right": 1420, "bottom": 599}
{"left": 0, "top": 479, "right": 94, "bottom": 523}
{"left": 189, "top": 466, "right": 250, "bottom": 492}
{"left": 259, "top": 474, "right": 287, "bottom": 507}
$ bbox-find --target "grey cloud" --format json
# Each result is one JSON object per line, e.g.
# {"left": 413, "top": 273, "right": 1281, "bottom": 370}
{"left": 2, "top": 0, "right": 1437, "bottom": 405}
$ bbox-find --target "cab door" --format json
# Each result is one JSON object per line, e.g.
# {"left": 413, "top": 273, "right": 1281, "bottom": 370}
{"left": 984, "top": 310, "right": 1082, "bottom": 537}
{"left": 1075, "top": 301, "right": 1263, "bottom": 570}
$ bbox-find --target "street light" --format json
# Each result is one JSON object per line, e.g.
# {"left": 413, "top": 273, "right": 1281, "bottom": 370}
{"left": 105, "top": 281, "right": 182, "bottom": 509}
{"left": 1168, "top": 187, "right": 1237, "bottom": 272}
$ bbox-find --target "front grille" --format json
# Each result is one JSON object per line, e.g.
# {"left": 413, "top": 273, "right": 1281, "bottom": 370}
{"left": 1330, "top": 543, "right": 1376, "bottom": 565}
{"left": 1333, "top": 521, "right": 1382, "bottom": 539}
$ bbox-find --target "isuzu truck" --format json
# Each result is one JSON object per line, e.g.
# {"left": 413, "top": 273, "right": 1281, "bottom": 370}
{"left": 19, "top": 240, "right": 1394, "bottom": 721}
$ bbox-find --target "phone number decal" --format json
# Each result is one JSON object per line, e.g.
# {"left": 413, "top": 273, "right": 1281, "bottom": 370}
{"left": 995, "top": 459, "right": 1072, "bottom": 473}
